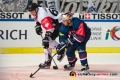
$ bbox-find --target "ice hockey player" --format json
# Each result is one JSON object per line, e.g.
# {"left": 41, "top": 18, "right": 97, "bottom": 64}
{"left": 56, "top": 12, "right": 91, "bottom": 72}
{"left": 27, "top": 3, "right": 65, "bottom": 69}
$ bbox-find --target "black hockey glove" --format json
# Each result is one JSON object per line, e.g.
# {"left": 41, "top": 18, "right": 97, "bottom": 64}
{"left": 56, "top": 43, "right": 66, "bottom": 53}
{"left": 42, "top": 36, "right": 49, "bottom": 49}
{"left": 45, "top": 31, "right": 52, "bottom": 37}
{"left": 35, "top": 22, "right": 42, "bottom": 35}
{"left": 56, "top": 38, "right": 74, "bottom": 53}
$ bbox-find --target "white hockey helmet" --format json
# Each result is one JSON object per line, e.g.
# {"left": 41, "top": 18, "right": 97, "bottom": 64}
{"left": 61, "top": 12, "right": 74, "bottom": 21}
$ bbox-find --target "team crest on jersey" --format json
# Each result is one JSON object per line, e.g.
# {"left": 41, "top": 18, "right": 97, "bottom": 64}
{"left": 0, "top": 0, "right": 29, "bottom": 12}
{"left": 59, "top": 32, "right": 64, "bottom": 36}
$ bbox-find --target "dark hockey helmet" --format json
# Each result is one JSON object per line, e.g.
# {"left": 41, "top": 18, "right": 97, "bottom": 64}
{"left": 27, "top": 3, "right": 38, "bottom": 11}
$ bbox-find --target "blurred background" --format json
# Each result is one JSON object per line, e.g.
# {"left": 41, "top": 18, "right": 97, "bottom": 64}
{"left": 0, "top": 1, "right": 120, "bottom": 80}
{"left": 0, "top": 0, "right": 120, "bottom": 13}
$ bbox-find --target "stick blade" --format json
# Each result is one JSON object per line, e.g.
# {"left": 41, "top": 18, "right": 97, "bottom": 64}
{"left": 30, "top": 73, "right": 34, "bottom": 78}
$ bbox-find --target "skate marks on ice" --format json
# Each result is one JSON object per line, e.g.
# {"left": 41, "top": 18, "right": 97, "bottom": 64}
{"left": 0, "top": 64, "right": 120, "bottom": 80}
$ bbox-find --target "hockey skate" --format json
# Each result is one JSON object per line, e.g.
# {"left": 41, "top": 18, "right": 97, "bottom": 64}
{"left": 56, "top": 44, "right": 66, "bottom": 62}
{"left": 81, "top": 64, "right": 90, "bottom": 74}
{"left": 64, "top": 64, "right": 74, "bottom": 70}
{"left": 39, "top": 60, "right": 52, "bottom": 69}
{"left": 57, "top": 50, "right": 66, "bottom": 62}
{"left": 64, "top": 58, "right": 77, "bottom": 70}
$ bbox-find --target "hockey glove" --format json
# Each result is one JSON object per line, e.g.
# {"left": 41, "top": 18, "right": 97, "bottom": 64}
{"left": 56, "top": 43, "right": 66, "bottom": 53}
{"left": 42, "top": 37, "right": 49, "bottom": 49}
{"left": 35, "top": 23, "right": 42, "bottom": 35}
{"left": 45, "top": 31, "right": 52, "bottom": 37}
{"left": 56, "top": 38, "right": 74, "bottom": 53}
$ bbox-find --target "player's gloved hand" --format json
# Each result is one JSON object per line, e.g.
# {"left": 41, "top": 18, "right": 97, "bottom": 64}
{"left": 56, "top": 38, "right": 74, "bottom": 53}
{"left": 42, "top": 37, "right": 49, "bottom": 49}
{"left": 35, "top": 23, "right": 42, "bottom": 35}
{"left": 56, "top": 43, "right": 66, "bottom": 53}
{"left": 45, "top": 31, "right": 52, "bottom": 37}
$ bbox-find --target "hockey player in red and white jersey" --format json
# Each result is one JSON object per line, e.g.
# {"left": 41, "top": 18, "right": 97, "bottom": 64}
{"left": 27, "top": 3, "right": 65, "bottom": 69}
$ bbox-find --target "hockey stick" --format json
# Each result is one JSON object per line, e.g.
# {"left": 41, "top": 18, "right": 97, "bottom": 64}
{"left": 40, "top": 34, "right": 58, "bottom": 69}
{"left": 30, "top": 53, "right": 57, "bottom": 78}
{"left": 46, "top": 48, "right": 58, "bottom": 69}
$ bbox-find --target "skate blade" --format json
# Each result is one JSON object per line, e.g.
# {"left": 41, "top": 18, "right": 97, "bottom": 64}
{"left": 64, "top": 67, "right": 74, "bottom": 71}
{"left": 81, "top": 70, "right": 90, "bottom": 74}
{"left": 41, "top": 66, "right": 51, "bottom": 69}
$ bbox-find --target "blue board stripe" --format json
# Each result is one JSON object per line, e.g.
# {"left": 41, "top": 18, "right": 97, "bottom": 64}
{"left": 0, "top": 19, "right": 120, "bottom": 22}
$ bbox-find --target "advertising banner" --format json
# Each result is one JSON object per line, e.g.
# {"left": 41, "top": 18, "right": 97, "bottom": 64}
{"left": 0, "top": 12, "right": 120, "bottom": 53}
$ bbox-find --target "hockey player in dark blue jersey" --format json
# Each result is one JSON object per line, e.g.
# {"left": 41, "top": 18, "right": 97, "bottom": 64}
{"left": 56, "top": 12, "right": 91, "bottom": 72}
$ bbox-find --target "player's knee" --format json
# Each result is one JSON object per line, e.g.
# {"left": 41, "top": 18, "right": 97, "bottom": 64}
{"left": 66, "top": 52, "right": 75, "bottom": 58}
{"left": 44, "top": 49, "right": 50, "bottom": 54}
{"left": 66, "top": 49, "right": 75, "bottom": 57}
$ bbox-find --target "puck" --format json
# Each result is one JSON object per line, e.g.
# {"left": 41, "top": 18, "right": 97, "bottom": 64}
{"left": 53, "top": 66, "right": 58, "bottom": 69}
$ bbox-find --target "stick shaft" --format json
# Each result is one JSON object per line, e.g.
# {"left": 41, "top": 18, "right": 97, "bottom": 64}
{"left": 32, "top": 67, "right": 41, "bottom": 76}
{"left": 30, "top": 53, "right": 57, "bottom": 77}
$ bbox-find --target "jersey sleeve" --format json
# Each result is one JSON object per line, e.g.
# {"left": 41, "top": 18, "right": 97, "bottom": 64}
{"left": 40, "top": 16, "right": 55, "bottom": 33}
{"left": 36, "top": 7, "right": 55, "bottom": 33}
{"left": 59, "top": 28, "right": 68, "bottom": 44}
{"left": 46, "top": 8, "right": 62, "bottom": 23}
{"left": 74, "top": 22, "right": 86, "bottom": 43}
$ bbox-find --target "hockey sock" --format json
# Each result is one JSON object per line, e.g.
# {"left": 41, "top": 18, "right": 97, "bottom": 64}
{"left": 67, "top": 57, "right": 77, "bottom": 65}
{"left": 79, "top": 51, "right": 88, "bottom": 66}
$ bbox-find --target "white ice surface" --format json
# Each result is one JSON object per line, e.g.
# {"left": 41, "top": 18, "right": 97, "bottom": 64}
{"left": 0, "top": 53, "right": 120, "bottom": 67}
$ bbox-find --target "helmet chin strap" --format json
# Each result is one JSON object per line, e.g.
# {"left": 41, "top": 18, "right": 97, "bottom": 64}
{"left": 67, "top": 19, "right": 72, "bottom": 26}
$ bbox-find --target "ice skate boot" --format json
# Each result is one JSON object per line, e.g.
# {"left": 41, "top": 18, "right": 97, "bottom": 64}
{"left": 57, "top": 49, "right": 66, "bottom": 62}
{"left": 39, "top": 60, "right": 52, "bottom": 69}
{"left": 64, "top": 58, "right": 77, "bottom": 70}
{"left": 81, "top": 64, "right": 90, "bottom": 74}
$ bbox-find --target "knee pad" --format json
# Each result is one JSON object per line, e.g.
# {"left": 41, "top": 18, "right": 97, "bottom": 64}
{"left": 44, "top": 49, "right": 52, "bottom": 54}
{"left": 78, "top": 50, "right": 87, "bottom": 60}
{"left": 66, "top": 52, "right": 76, "bottom": 58}
{"left": 66, "top": 49, "right": 75, "bottom": 57}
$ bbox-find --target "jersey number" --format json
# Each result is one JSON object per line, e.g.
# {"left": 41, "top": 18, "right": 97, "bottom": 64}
{"left": 48, "top": 9, "right": 58, "bottom": 16}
